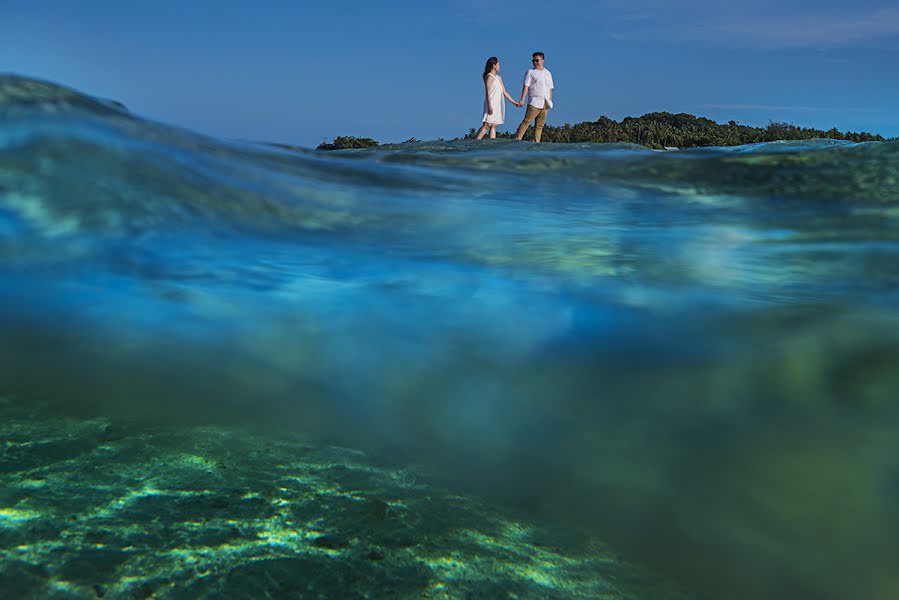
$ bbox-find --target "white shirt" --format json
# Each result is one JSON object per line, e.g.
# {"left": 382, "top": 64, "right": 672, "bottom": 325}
{"left": 523, "top": 68, "right": 554, "bottom": 109}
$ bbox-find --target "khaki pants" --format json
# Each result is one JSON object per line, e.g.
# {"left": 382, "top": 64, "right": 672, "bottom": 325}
{"left": 515, "top": 101, "right": 549, "bottom": 142}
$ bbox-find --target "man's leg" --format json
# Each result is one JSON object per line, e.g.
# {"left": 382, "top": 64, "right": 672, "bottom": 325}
{"left": 534, "top": 103, "right": 549, "bottom": 143}
{"left": 515, "top": 104, "right": 541, "bottom": 140}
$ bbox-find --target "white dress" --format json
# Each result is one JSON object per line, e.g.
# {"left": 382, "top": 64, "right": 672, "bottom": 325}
{"left": 482, "top": 73, "right": 505, "bottom": 125}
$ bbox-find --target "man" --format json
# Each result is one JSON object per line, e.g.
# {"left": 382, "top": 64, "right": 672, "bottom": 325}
{"left": 515, "top": 52, "right": 554, "bottom": 142}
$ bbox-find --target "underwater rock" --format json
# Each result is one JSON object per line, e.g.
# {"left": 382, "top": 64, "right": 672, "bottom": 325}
{"left": 0, "top": 403, "right": 689, "bottom": 599}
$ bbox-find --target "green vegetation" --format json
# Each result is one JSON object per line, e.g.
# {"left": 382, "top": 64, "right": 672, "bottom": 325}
{"left": 463, "top": 112, "right": 886, "bottom": 147}
{"left": 316, "top": 113, "right": 888, "bottom": 150}
{"left": 316, "top": 135, "right": 380, "bottom": 151}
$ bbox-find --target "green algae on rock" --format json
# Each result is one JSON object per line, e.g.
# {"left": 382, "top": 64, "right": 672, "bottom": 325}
{"left": 0, "top": 400, "right": 690, "bottom": 600}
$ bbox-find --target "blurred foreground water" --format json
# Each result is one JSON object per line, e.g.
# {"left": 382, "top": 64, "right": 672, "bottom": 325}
{"left": 2, "top": 75, "right": 899, "bottom": 599}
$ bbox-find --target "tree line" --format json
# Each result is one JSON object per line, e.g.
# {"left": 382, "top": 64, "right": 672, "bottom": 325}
{"left": 463, "top": 112, "right": 886, "bottom": 147}
{"left": 316, "top": 113, "right": 887, "bottom": 150}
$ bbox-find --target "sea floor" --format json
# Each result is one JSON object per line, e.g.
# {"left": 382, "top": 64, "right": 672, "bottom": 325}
{"left": 0, "top": 395, "right": 690, "bottom": 599}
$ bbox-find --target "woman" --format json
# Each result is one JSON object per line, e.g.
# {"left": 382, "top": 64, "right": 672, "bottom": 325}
{"left": 476, "top": 57, "right": 521, "bottom": 140}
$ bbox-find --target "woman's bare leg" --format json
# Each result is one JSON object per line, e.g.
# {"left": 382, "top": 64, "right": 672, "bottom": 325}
{"left": 489, "top": 125, "right": 497, "bottom": 139}
{"left": 476, "top": 123, "right": 489, "bottom": 140}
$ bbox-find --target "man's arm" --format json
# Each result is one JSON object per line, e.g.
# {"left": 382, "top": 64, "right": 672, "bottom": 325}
{"left": 518, "top": 85, "right": 529, "bottom": 106}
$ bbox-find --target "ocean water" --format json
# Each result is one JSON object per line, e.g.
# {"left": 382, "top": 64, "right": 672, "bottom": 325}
{"left": 2, "top": 75, "right": 899, "bottom": 599}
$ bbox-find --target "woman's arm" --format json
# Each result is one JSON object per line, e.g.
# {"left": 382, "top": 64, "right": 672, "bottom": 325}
{"left": 484, "top": 76, "right": 494, "bottom": 114}
{"left": 500, "top": 80, "right": 520, "bottom": 106}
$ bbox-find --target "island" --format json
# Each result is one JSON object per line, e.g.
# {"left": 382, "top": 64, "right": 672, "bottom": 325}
{"left": 316, "top": 112, "right": 887, "bottom": 150}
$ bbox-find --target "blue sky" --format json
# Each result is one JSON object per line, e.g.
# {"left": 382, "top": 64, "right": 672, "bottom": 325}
{"left": 2, "top": 0, "right": 897, "bottom": 146}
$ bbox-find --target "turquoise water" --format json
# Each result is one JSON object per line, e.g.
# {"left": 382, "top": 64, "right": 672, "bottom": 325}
{"left": 2, "top": 75, "right": 899, "bottom": 599}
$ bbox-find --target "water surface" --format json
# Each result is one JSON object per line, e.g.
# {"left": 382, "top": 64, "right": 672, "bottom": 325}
{"left": 2, "top": 75, "right": 899, "bottom": 599}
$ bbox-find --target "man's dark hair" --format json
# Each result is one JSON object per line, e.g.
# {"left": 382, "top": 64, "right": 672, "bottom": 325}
{"left": 532, "top": 52, "right": 544, "bottom": 59}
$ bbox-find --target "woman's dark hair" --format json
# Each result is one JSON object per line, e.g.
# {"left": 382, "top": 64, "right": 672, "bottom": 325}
{"left": 482, "top": 57, "right": 498, "bottom": 81}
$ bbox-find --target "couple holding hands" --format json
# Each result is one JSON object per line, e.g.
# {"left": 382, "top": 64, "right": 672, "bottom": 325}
{"left": 476, "top": 51, "right": 554, "bottom": 142}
